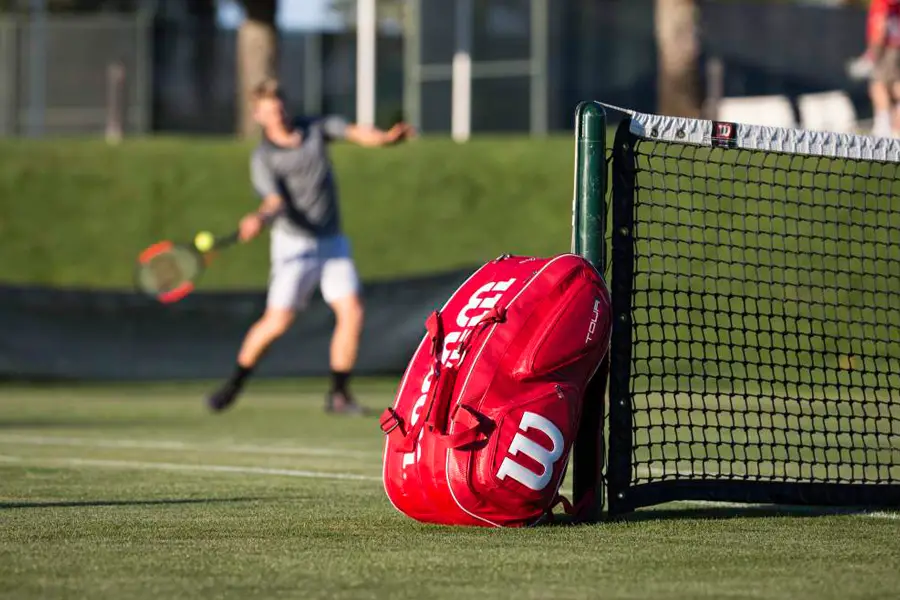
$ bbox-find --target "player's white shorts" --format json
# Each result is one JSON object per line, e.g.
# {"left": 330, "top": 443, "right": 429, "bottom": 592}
{"left": 267, "top": 231, "right": 361, "bottom": 311}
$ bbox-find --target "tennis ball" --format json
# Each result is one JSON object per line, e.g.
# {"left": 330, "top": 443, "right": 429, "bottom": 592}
{"left": 194, "top": 231, "right": 215, "bottom": 252}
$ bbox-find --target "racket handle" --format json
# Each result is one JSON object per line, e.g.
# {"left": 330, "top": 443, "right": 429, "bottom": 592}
{"left": 216, "top": 231, "right": 241, "bottom": 249}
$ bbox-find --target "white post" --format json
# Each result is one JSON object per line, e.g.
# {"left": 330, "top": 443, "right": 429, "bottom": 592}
{"left": 403, "top": 0, "right": 422, "bottom": 131}
{"left": 530, "top": 0, "right": 549, "bottom": 136}
{"left": 451, "top": 0, "right": 472, "bottom": 143}
{"left": 105, "top": 62, "right": 125, "bottom": 145}
{"left": 304, "top": 33, "right": 323, "bottom": 115}
{"left": 27, "top": 0, "right": 47, "bottom": 137}
{"left": 356, "top": 0, "right": 377, "bottom": 127}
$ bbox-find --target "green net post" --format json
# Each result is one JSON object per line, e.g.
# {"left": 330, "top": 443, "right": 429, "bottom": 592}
{"left": 572, "top": 101, "right": 607, "bottom": 270}
{"left": 572, "top": 101, "right": 608, "bottom": 522}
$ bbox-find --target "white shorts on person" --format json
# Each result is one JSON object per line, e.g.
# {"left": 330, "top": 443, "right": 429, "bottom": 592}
{"left": 267, "top": 230, "right": 361, "bottom": 311}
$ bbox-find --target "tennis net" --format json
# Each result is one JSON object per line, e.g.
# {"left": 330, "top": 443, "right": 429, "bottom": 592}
{"left": 578, "top": 102, "right": 900, "bottom": 515}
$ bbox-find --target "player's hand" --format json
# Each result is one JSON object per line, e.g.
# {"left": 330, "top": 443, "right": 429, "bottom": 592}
{"left": 239, "top": 213, "right": 263, "bottom": 242}
{"left": 387, "top": 122, "right": 415, "bottom": 144}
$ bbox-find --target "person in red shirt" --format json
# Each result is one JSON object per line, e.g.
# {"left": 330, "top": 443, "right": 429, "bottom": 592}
{"left": 854, "top": 0, "right": 900, "bottom": 137}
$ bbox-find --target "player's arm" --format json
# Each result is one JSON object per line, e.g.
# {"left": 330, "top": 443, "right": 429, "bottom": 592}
{"left": 256, "top": 193, "right": 284, "bottom": 223}
{"left": 240, "top": 153, "right": 284, "bottom": 242}
{"left": 322, "top": 115, "right": 413, "bottom": 148}
{"left": 239, "top": 194, "right": 282, "bottom": 242}
{"left": 867, "top": 0, "right": 889, "bottom": 58}
{"left": 345, "top": 122, "right": 413, "bottom": 147}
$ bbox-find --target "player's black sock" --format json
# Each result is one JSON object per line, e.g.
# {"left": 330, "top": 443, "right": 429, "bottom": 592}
{"left": 330, "top": 370, "right": 351, "bottom": 395}
{"left": 229, "top": 364, "right": 254, "bottom": 390}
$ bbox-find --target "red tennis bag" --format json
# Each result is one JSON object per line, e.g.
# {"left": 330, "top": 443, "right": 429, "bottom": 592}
{"left": 380, "top": 254, "right": 612, "bottom": 527}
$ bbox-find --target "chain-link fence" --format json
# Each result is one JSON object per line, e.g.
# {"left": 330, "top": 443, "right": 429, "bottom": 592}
{"left": 0, "top": 1, "right": 873, "bottom": 138}
{"left": 405, "top": 0, "right": 660, "bottom": 135}
{"left": 406, "top": 0, "right": 870, "bottom": 136}
{"left": 0, "top": 14, "right": 150, "bottom": 136}
{"left": 152, "top": 20, "right": 403, "bottom": 134}
{"left": 407, "top": 0, "right": 547, "bottom": 134}
{"left": 0, "top": 14, "right": 403, "bottom": 137}
{"left": 0, "top": 3, "right": 657, "bottom": 138}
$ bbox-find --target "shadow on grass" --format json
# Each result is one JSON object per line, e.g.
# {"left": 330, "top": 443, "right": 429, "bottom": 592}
{"left": 614, "top": 504, "right": 890, "bottom": 522}
{"left": 0, "top": 497, "right": 261, "bottom": 510}
{"left": 537, "top": 503, "right": 894, "bottom": 527}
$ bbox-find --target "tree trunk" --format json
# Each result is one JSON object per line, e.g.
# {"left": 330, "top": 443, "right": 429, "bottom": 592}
{"left": 655, "top": 0, "right": 701, "bottom": 118}
{"left": 237, "top": 0, "right": 278, "bottom": 138}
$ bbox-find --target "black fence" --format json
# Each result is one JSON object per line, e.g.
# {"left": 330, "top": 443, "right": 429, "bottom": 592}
{"left": 549, "top": 0, "right": 869, "bottom": 129}
{"left": 700, "top": 1, "right": 869, "bottom": 116}
{"left": 0, "top": 269, "right": 471, "bottom": 381}
{"left": 151, "top": 22, "right": 405, "bottom": 134}
{"left": 140, "top": 0, "right": 880, "bottom": 135}
{"left": 0, "top": 2, "right": 874, "bottom": 135}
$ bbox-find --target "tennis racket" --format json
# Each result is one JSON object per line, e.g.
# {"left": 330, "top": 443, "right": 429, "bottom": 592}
{"left": 135, "top": 230, "right": 240, "bottom": 303}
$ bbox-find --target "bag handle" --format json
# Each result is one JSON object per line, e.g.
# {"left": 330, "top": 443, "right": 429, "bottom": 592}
{"left": 380, "top": 306, "right": 507, "bottom": 451}
{"left": 428, "top": 306, "right": 505, "bottom": 435}
{"left": 424, "top": 364, "right": 457, "bottom": 434}
{"left": 441, "top": 404, "right": 494, "bottom": 448}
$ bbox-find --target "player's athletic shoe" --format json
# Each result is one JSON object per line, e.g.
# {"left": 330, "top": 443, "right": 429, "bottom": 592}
{"left": 207, "top": 382, "right": 241, "bottom": 413}
{"left": 325, "top": 390, "right": 367, "bottom": 415}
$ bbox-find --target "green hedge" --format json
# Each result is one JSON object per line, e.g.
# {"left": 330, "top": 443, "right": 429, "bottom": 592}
{"left": 0, "top": 136, "right": 578, "bottom": 289}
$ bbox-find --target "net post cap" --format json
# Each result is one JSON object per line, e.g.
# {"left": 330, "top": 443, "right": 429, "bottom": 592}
{"left": 575, "top": 101, "right": 607, "bottom": 141}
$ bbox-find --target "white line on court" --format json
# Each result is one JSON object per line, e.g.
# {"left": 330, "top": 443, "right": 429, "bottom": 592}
{"left": 0, "top": 454, "right": 381, "bottom": 482}
{"left": 0, "top": 434, "right": 376, "bottom": 460}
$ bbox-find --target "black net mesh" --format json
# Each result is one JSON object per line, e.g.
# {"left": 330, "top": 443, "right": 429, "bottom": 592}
{"left": 620, "top": 131, "right": 900, "bottom": 492}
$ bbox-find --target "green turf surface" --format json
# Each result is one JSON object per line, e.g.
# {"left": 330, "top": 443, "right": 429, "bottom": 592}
{"left": 1, "top": 381, "right": 898, "bottom": 599}
{"left": 0, "top": 136, "right": 575, "bottom": 289}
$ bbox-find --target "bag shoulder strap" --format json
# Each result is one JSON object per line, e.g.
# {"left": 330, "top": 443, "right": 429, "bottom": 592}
{"left": 380, "top": 311, "right": 446, "bottom": 452}
{"left": 380, "top": 306, "right": 506, "bottom": 452}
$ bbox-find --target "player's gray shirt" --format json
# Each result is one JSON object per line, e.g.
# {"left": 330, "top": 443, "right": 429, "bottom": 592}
{"left": 250, "top": 115, "right": 348, "bottom": 239}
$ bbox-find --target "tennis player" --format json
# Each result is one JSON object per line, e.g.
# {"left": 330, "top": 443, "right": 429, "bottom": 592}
{"left": 207, "top": 79, "right": 413, "bottom": 414}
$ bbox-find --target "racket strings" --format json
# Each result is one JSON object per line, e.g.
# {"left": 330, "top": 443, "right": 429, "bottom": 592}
{"left": 138, "top": 247, "right": 201, "bottom": 295}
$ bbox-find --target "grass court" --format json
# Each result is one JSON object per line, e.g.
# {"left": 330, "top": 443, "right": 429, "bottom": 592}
{"left": 1, "top": 379, "right": 898, "bottom": 600}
